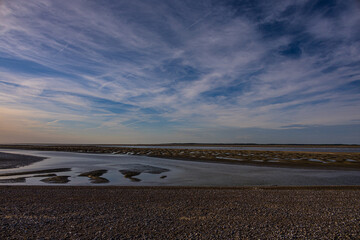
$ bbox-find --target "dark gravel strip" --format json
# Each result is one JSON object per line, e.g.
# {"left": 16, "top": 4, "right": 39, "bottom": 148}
{"left": 0, "top": 186, "right": 359, "bottom": 239}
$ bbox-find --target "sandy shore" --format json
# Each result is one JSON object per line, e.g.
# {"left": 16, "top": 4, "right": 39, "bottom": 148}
{"left": 1, "top": 186, "right": 359, "bottom": 239}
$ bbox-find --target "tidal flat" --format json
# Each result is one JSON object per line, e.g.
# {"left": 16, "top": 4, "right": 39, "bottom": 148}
{"left": 0, "top": 152, "right": 46, "bottom": 169}
{"left": 1, "top": 144, "right": 359, "bottom": 170}
{"left": 0, "top": 148, "right": 359, "bottom": 186}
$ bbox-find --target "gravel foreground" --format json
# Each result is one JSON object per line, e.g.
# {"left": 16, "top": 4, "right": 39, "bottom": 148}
{"left": 1, "top": 186, "right": 360, "bottom": 239}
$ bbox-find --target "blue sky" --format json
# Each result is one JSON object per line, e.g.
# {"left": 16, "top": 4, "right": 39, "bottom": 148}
{"left": 0, "top": 0, "right": 359, "bottom": 144}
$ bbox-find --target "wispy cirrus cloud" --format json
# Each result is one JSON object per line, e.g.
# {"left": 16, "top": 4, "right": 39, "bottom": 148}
{"left": 0, "top": 0, "right": 359, "bottom": 143}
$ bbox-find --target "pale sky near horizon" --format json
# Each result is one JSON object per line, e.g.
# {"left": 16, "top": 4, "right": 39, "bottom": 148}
{"left": 0, "top": 0, "right": 360, "bottom": 144}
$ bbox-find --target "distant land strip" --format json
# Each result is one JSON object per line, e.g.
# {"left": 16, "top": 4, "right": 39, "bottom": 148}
{"left": 1, "top": 145, "right": 360, "bottom": 170}
{"left": 2, "top": 143, "right": 360, "bottom": 148}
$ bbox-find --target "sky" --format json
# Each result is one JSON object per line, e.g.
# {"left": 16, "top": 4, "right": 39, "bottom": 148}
{"left": 0, "top": 0, "right": 360, "bottom": 144}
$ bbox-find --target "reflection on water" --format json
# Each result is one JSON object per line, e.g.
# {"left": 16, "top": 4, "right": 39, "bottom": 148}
{"left": 0, "top": 149, "right": 360, "bottom": 186}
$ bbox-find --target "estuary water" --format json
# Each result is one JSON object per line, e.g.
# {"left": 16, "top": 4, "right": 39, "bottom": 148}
{"left": 0, "top": 149, "right": 359, "bottom": 186}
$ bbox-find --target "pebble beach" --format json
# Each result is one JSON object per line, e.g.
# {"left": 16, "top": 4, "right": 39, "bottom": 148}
{"left": 1, "top": 186, "right": 359, "bottom": 239}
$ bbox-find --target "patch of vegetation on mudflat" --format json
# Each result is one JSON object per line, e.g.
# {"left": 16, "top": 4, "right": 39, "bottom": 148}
{"left": 119, "top": 170, "right": 141, "bottom": 178}
{"left": 41, "top": 176, "right": 70, "bottom": 184}
{"left": 79, "top": 169, "right": 109, "bottom": 184}
{"left": 119, "top": 164, "right": 170, "bottom": 182}
{"left": 0, "top": 177, "right": 26, "bottom": 183}
{"left": 79, "top": 169, "right": 107, "bottom": 177}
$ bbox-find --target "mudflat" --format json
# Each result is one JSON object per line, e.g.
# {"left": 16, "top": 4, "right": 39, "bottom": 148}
{"left": 0, "top": 152, "right": 46, "bottom": 169}
{"left": 1, "top": 186, "right": 359, "bottom": 239}
{"left": 1, "top": 145, "right": 360, "bottom": 170}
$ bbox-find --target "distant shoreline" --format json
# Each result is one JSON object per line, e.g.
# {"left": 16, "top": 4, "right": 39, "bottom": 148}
{"left": 1, "top": 145, "right": 360, "bottom": 171}
{"left": 2, "top": 143, "right": 360, "bottom": 148}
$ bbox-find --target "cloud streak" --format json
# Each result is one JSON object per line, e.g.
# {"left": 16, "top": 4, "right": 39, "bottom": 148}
{"left": 0, "top": 0, "right": 359, "bottom": 143}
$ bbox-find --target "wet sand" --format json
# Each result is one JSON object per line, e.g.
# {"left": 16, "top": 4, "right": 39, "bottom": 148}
{"left": 0, "top": 152, "right": 46, "bottom": 169}
{"left": 0, "top": 186, "right": 359, "bottom": 239}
